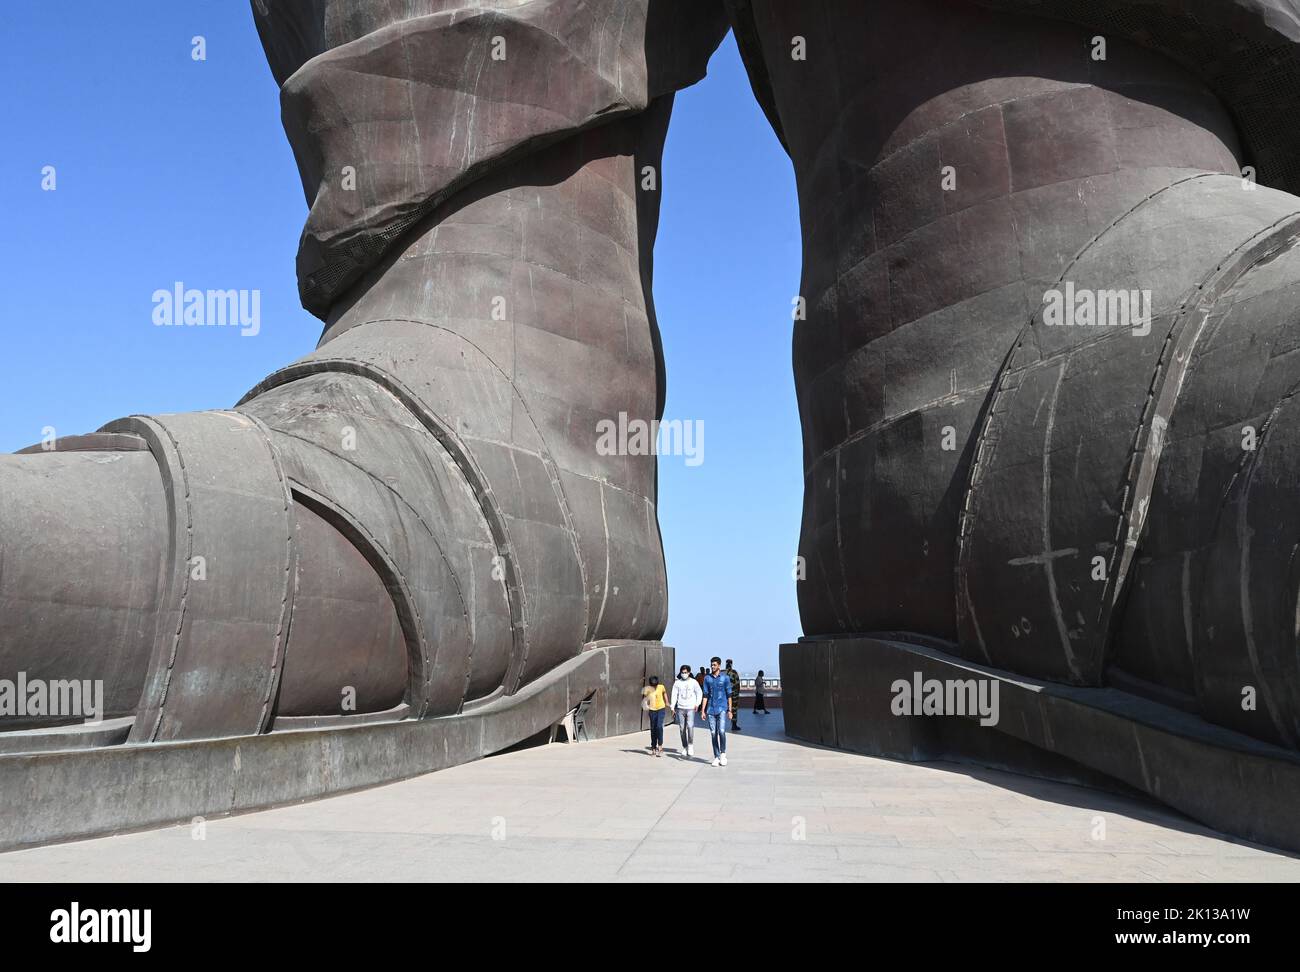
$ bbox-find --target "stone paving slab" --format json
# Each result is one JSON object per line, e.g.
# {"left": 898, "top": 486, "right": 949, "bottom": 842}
{"left": 2, "top": 712, "right": 1298, "bottom": 881}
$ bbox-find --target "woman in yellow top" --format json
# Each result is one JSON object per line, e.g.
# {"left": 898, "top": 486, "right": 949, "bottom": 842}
{"left": 641, "top": 676, "right": 669, "bottom": 757}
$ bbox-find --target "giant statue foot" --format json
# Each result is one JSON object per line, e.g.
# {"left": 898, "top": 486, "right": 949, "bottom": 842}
{"left": 734, "top": 0, "right": 1300, "bottom": 848}
{"left": 0, "top": 1, "right": 729, "bottom": 847}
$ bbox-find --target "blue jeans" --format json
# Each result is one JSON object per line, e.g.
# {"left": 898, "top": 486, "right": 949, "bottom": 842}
{"left": 707, "top": 712, "right": 727, "bottom": 758}
{"left": 675, "top": 708, "right": 695, "bottom": 749}
{"left": 649, "top": 708, "right": 666, "bottom": 748}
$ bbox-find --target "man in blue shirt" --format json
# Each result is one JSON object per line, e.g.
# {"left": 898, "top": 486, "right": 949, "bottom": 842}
{"left": 701, "top": 656, "right": 732, "bottom": 766}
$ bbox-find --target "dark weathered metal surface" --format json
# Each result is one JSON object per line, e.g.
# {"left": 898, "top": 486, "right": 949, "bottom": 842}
{"left": 733, "top": 0, "right": 1300, "bottom": 844}
{"left": 0, "top": 3, "right": 721, "bottom": 758}
{"left": 0, "top": 450, "right": 167, "bottom": 725}
{"left": 252, "top": 0, "right": 730, "bottom": 316}
{"left": 731, "top": 0, "right": 1300, "bottom": 712}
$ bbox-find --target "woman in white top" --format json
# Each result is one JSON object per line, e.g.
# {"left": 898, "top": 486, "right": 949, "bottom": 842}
{"left": 669, "top": 664, "right": 704, "bottom": 758}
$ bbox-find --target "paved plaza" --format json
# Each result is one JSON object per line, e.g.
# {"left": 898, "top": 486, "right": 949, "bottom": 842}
{"left": 3, "top": 712, "right": 1298, "bottom": 881}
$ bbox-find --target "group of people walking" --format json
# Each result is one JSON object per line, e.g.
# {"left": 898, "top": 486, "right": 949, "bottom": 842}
{"left": 641, "top": 658, "right": 771, "bottom": 766}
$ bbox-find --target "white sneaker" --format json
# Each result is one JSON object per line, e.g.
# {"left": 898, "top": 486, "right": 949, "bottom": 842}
{"left": 711, "top": 757, "right": 720, "bottom": 767}
{"left": 687, "top": 745, "right": 695, "bottom": 758}
{"left": 719, "top": 754, "right": 728, "bottom": 766}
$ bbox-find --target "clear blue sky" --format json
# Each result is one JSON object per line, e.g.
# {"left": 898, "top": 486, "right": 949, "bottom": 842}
{"left": 0, "top": 3, "right": 802, "bottom": 676}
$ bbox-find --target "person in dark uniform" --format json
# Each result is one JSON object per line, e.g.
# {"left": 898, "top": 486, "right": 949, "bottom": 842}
{"left": 725, "top": 660, "right": 742, "bottom": 731}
